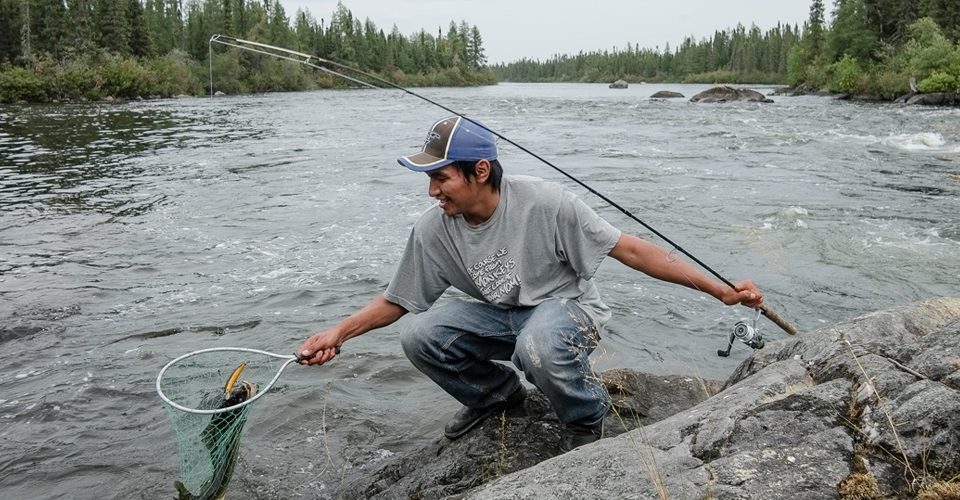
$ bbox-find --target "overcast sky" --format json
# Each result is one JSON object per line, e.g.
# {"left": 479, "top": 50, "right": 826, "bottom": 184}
{"left": 279, "top": 0, "right": 814, "bottom": 64}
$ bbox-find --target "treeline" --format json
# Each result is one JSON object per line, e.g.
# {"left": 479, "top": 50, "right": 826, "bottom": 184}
{"left": 0, "top": 0, "right": 494, "bottom": 103}
{"left": 492, "top": 23, "right": 803, "bottom": 84}
{"left": 490, "top": 1, "right": 960, "bottom": 97}
{"left": 789, "top": 0, "right": 960, "bottom": 98}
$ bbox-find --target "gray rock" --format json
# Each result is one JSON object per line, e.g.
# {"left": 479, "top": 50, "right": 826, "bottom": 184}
{"left": 650, "top": 90, "right": 685, "bottom": 98}
{"left": 609, "top": 79, "right": 628, "bottom": 89}
{"left": 464, "top": 297, "right": 960, "bottom": 499}
{"left": 905, "top": 92, "right": 960, "bottom": 106}
{"left": 335, "top": 298, "right": 960, "bottom": 499}
{"left": 334, "top": 370, "right": 720, "bottom": 499}
{"left": 691, "top": 85, "right": 773, "bottom": 103}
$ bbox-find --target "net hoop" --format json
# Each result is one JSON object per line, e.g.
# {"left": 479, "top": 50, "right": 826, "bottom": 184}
{"left": 156, "top": 347, "right": 299, "bottom": 415}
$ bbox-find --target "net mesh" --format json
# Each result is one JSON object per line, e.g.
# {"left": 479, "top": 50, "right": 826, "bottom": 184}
{"left": 158, "top": 349, "right": 290, "bottom": 498}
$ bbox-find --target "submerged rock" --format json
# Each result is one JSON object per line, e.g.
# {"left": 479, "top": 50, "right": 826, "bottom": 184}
{"left": 650, "top": 90, "right": 685, "bottom": 98}
{"left": 691, "top": 85, "right": 773, "bottom": 103}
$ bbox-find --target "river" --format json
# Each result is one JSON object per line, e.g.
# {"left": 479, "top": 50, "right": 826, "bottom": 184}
{"left": 1, "top": 83, "right": 958, "bottom": 498}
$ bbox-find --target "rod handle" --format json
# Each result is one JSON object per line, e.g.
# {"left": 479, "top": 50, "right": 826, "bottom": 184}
{"left": 760, "top": 304, "right": 797, "bottom": 335}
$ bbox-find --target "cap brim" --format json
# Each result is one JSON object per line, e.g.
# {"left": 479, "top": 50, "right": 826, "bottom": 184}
{"left": 397, "top": 151, "right": 455, "bottom": 172}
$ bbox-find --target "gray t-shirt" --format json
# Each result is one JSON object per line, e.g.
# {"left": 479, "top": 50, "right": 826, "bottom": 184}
{"left": 384, "top": 175, "right": 622, "bottom": 325}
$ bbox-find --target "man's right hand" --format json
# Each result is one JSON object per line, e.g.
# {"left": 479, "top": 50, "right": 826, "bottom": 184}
{"left": 296, "top": 293, "right": 408, "bottom": 366}
{"left": 297, "top": 329, "right": 342, "bottom": 366}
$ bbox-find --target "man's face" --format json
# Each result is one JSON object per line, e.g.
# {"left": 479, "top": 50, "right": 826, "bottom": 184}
{"left": 426, "top": 164, "right": 480, "bottom": 218}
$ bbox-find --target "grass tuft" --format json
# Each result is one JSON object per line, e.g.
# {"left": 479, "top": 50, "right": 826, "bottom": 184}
{"left": 838, "top": 472, "right": 881, "bottom": 500}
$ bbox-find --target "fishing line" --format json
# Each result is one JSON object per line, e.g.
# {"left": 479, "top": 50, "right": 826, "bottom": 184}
{"left": 207, "top": 35, "right": 796, "bottom": 336}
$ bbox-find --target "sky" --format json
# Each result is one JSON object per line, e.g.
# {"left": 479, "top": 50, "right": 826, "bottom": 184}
{"left": 280, "top": 0, "right": 814, "bottom": 64}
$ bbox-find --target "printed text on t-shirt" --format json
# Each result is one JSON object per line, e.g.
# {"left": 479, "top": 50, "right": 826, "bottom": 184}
{"left": 468, "top": 247, "right": 521, "bottom": 301}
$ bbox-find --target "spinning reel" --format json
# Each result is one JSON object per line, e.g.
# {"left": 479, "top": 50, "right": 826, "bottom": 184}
{"left": 717, "top": 309, "right": 765, "bottom": 357}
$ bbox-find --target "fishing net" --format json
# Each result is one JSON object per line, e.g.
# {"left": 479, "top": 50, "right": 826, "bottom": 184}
{"left": 156, "top": 348, "right": 300, "bottom": 498}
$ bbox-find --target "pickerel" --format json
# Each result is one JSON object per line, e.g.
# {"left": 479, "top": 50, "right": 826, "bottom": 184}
{"left": 174, "top": 364, "right": 256, "bottom": 500}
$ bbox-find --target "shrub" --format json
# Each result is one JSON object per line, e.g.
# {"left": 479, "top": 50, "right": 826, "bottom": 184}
{"left": 0, "top": 66, "right": 47, "bottom": 103}
{"left": 873, "top": 69, "right": 911, "bottom": 99}
{"left": 147, "top": 50, "right": 204, "bottom": 97}
{"left": 33, "top": 58, "right": 99, "bottom": 101}
{"left": 898, "top": 18, "right": 959, "bottom": 81}
{"left": 828, "top": 55, "right": 864, "bottom": 93}
{"left": 99, "top": 56, "right": 152, "bottom": 98}
{"left": 917, "top": 71, "right": 958, "bottom": 93}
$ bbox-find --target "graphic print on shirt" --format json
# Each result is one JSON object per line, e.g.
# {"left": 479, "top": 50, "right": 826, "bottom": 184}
{"left": 468, "top": 246, "right": 521, "bottom": 301}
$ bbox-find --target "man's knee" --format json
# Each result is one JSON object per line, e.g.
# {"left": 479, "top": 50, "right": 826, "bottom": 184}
{"left": 399, "top": 316, "right": 429, "bottom": 361}
{"left": 399, "top": 311, "right": 453, "bottom": 364}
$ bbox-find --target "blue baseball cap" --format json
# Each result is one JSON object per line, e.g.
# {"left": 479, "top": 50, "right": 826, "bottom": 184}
{"left": 398, "top": 116, "right": 497, "bottom": 172}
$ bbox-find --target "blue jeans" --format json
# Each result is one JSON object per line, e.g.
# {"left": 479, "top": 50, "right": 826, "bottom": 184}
{"left": 400, "top": 298, "right": 608, "bottom": 426}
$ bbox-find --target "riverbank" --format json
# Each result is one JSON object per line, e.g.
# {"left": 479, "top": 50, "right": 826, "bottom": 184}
{"left": 772, "top": 82, "right": 960, "bottom": 108}
{"left": 342, "top": 298, "right": 960, "bottom": 499}
{"left": 0, "top": 53, "right": 496, "bottom": 105}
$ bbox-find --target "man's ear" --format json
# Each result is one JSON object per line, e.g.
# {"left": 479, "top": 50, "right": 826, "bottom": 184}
{"left": 474, "top": 159, "right": 491, "bottom": 183}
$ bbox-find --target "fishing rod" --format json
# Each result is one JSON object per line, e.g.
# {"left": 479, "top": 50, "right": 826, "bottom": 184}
{"left": 207, "top": 35, "right": 797, "bottom": 337}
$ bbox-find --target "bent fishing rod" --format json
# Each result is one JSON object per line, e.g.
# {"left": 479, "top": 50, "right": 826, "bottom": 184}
{"left": 208, "top": 35, "right": 797, "bottom": 337}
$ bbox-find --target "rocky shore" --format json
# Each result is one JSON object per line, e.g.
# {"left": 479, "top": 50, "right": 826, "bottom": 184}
{"left": 339, "top": 297, "right": 960, "bottom": 499}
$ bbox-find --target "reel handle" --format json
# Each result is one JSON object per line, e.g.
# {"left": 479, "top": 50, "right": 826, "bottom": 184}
{"left": 759, "top": 304, "right": 797, "bottom": 335}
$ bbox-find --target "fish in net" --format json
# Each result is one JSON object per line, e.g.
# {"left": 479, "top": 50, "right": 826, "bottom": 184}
{"left": 156, "top": 348, "right": 303, "bottom": 499}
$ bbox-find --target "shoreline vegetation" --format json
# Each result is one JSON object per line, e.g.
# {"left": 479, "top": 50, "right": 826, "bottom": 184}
{"left": 0, "top": 1, "right": 957, "bottom": 104}
{"left": 0, "top": 0, "right": 495, "bottom": 104}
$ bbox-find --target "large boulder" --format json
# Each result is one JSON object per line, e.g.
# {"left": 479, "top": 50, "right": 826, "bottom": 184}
{"left": 464, "top": 297, "right": 960, "bottom": 499}
{"left": 334, "top": 298, "right": 960, "bottom": 499}
{"left": 905, "top": 92, "right": 960, "bottom": 106}
{"left": 691, "top": 85, "right": 773, "bottom": 103}
{"left": 335, "top": 370, "right": 721, "bottom": 499}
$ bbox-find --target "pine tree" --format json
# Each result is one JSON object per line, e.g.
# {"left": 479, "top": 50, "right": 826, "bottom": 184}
{"left": 0, "top": 0, "right": 22, "bottom": 64}
{"left": 828, "top": 0, "right": 878, "bottom": 62}
{"left": 19, "top": 0, "right": 34, "bottom": 64}
{"left": 68, "top": 0, "right": 96, "bottom": 56}
{"left": 128, "top": 0, "right": 152, "bottom": 57}
{"left": 806, "top": 0, "right": 826, "bottom": 61}
{"left": 97, "top": 0, "right": 131, "bottom": 55}
{"left": 32, "top": 0, "right": 69, "bottom": 58}
{"left": 468, "top": 25, "right": 486, "bottom": 69}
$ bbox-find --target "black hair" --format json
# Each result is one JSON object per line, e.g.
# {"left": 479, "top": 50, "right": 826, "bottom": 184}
{"left": 453, "top": 159, "right": 503, "bottom": 192}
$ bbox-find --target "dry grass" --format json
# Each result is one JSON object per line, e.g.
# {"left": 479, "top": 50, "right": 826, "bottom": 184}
{"left": 494, "top": 412, "right": 510, "bottom": 477}
{"left": 844, "top": 339, "right": 917, "bottom": 482}
{"left": 916, "top": 476, "right": 960, "bottom": 500}
{"left": 612, "top": 413, "right": 669, "bottom": 500}
{"left": 843, "top": 340, "right": 960, "bottom": 499}
{"left": 838, "top": 472, "right": 881, "bottom": 500}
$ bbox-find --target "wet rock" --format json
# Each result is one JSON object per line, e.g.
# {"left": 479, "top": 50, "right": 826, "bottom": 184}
{"left": 690, "top": 85, "right": 773, "bottom": 103}
{"left": 464, "top": 297, "right": 960, "bottom": 499}
{"left": 334, "top": 298, "right": 960, "bottom": 499}
{"left": 650, "top": 90, "right": 684, "bottom": 98}
{"left": 0, "top": 325, "right": 46, "bottom": 342}
{"left": 609, "top": 79, "right": 628, "bottom": 89}
{"left": 905, "top": 92, "right": 960, "bottom": 106}
{"left": 335, "top": 371, "right": 720, "bottom": 499}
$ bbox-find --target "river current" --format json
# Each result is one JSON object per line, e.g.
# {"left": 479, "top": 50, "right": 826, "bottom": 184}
{"left": 1, "top": 83, "right": 958, "bottom": 498}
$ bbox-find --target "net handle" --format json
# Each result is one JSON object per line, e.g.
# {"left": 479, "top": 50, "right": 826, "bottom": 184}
{"left": 156, "top": 347, "right": 299, "bottom": 415}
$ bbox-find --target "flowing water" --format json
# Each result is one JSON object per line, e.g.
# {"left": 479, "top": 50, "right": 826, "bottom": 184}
{"left": 1, "top": 83, "right": 958, "bottom": 498}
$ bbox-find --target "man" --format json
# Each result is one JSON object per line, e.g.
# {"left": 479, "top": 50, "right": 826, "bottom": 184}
{"left": 298, "top": 115, "right": 764, "bottom": 449}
